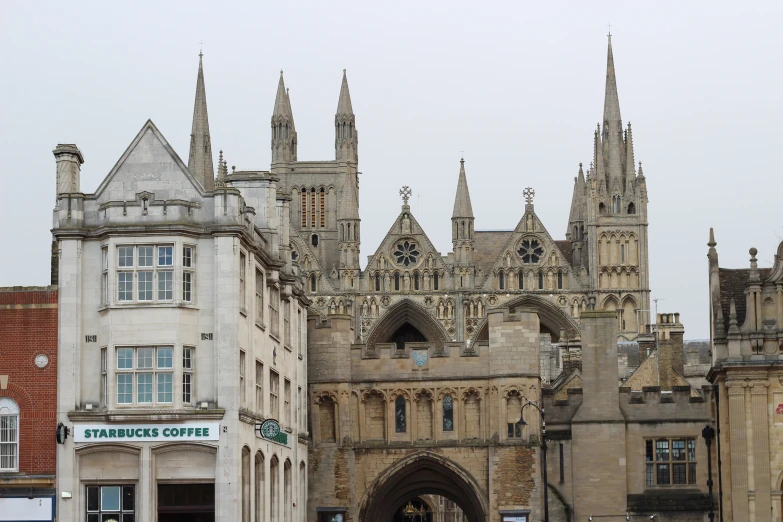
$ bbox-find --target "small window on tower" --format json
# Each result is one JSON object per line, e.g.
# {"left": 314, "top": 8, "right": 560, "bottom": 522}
{"left": 557, "top": 271, "right": 563, "bottom": 289}
{"left": 394, "top": 273, "right": 400, "bottom": 291}
{"left": 518, "top": 270, "right": 524, "bottom": 290}
{"left": 414, "top": 272, "right": 419, "bottom": 291}
{"left": 311, "top": 235, "right": 319, "bottom": 248}
{"left": 499, "top": 271, "right": 505, "bottom": 290}
{"left": 375, "top": 273, "right": 381, "bottom": 292}
{"left": 538, "top": 272, "right": 544, "bottom": 289}
{"left": 433, "top": 272, "right": 439, "bottom": 290}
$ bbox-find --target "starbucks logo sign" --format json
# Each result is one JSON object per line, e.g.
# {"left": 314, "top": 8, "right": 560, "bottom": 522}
{"left": 260, "top": 419, "right": 280, "bottom": 439}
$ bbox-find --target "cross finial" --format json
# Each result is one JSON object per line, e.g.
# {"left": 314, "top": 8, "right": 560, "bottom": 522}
{"left": 399, "top": 186, "right": 412, "bottom": 205}
{"left": 198, "top": 40, "right": 204, "bottom": 57}
{"left": 606, "top": 22, "right": 612, "bottom": 38}
{"left": 523, "top": 187, "right": 535, "bottom": 205}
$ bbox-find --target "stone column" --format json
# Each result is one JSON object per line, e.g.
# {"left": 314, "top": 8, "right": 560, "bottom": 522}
{"left": 751, "top": 381, "right": 772, "bottom": 522}
{"left": 727, "top": 380, "right": 750, "bottom": 521}
{"left": 358, "top": 395, "right": 366, "bottom": 444}
{"left": 776, "top": 285, "right": 783, "bottom": 331}
{"left": 386, "top": 397, "right": 393, "bottom": 444}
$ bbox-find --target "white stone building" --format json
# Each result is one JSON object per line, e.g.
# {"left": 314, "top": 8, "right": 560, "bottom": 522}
{"left": 53, "top": 54, "right": 309, "bottom": 522}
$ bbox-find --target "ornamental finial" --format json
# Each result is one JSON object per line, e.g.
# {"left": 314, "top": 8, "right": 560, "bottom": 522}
{"left": 399, "top": 185, "right": 412, "bottom": 205}
{"left": 523, "top": 187, "right": 535, "bottom": 205}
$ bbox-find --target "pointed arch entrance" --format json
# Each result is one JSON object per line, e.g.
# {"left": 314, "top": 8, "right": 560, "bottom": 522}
{"left": 359, "top": 452, "right": 487, "bottom": 522}
{"left": 365, "top": 299, "right": 450, "bottom": 350}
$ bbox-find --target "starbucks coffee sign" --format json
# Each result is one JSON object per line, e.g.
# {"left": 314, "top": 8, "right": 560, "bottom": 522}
{"left": 74, "top": 423, "right": 220, "bottom": 442}
{"left": 256, "top": 419, "right": 288, "bottom": 446}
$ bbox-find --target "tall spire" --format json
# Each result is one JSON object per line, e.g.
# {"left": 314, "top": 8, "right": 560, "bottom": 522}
{"left": 602, "top": 35, "right": 624, "bottom": 187}
{"left": 188, "top": 52, "right": 215, "bottom": 191}
{"left": 336, "top": 69, "right": 354, "bottom": 117}
{"left": 335, "top": 70, "right": 358, "bottom": 163}
{"left": 271, "top": 71, "right": 297, "bottom": 163}
{"left": 451, "top": 157, "right": 474, "bottom": 219}
{"left": 568, "top": 163, "right": 585, "bottom": 227}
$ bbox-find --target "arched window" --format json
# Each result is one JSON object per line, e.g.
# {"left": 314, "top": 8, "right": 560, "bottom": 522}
{"left": 621, "top": 244, "right": 625, "bottom": 264}
{"left": 284, "top": 460, "right": 292, "bottom": 522}
{"left": 442, "top": 395, "right": 454, "bottom": 432}
{"left": 311, "top": 234, "right": 318, "bottom": 247}
{"left": 395, "top": 396, "right": 406, "bottom": 433}
{"left": 557, "top": 271, "right": 563, "bottom": 289}
{"left": 499, "top": 271, "right": 505, "bottom": 290}
{"left": 518, "top": 270, "right": 524, "bottom": 289}
{"left": 310, "top": 189, "right": 316, "bottom": 227}
{"left": 241, "top": 446, "right": 250, "bottom": 522}
{"left": 394, "top": 273, "right": 400, "bottom": 291}
{"left": 599, "top": 202, "right": 607, "bottom": 216}
{"left": 255, "top": 452, "right": 265, "bottom": 522}
{"left": 413, "top": 272, "right": 419, "bottom": 290}
{"left": 538, "top": 271, "right": 544, "bottom": 289}
{"left": 375, "top": 273, "right": 381, "bottom": 292}
{"left": 270, "top": 456, "right": 279, "bottom": 522}
{"left": 0, "top": 398, "right": 19, "bottom": 471}
{"left": 433, "top": 272, "right": 439, "bottom": 290}
{"left": 628, "top": 202, "right": 636, "bottom": 215}
{"left": 310, "top": 274, "right": 316, "bottom": 293}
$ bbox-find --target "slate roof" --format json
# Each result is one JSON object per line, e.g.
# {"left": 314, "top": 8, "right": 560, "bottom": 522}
{"left": 472, "top": 231, "right": 513, "bottom": 276}
{"left": 554, "top": 241, "right": 573, "bottom": 265}
{"left": 717, "top": 268, "right": 771, "bottom": 330}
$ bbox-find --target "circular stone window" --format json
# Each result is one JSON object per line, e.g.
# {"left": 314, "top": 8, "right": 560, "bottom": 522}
{"left": 517, "top": 238, "right": 544, "bottom": 263}
{"left": 393, "top": 240, "right": 420, "bottom": 267}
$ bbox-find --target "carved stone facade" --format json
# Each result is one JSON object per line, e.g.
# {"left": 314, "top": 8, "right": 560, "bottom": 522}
{"left": 708, "top": 233, "right": 783, "bottom": 522}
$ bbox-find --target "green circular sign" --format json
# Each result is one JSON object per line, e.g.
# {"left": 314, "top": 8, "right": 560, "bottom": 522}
{"left": 260, "top": 419, "right": 280, "bottom": 439}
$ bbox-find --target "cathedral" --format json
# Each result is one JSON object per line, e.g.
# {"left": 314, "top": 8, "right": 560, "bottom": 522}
{"left": 47, "top": 30, "right": 717, "bottom": 522}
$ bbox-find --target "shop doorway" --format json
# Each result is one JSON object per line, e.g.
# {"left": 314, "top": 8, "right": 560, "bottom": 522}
{"left": 157, "top": 483, "right": 215, "bottom": 522}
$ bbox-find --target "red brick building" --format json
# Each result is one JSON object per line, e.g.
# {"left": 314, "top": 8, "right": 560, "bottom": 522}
{"left": 0, "top": 286, "right": 57, "bottom": 521}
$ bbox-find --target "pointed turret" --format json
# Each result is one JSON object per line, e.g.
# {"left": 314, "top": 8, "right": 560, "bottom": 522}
{"left": 451, "top": 158, "right": 475, "bottom": 268}
{"left": 568, "top": 163, "right": 587, "bottom": 266}
{"left": 451, "top": 158, "right": 474, "bottom": 219}
{"left": 188, "top": 52, "right": 215, "bottom": 191}
{"left": 271, "top": 71, "right": 297, "bottom": 164}
{"left": 624, "top": 122, "right": 636, "bottom": 194}
{"left": 337, "top": 172, "right": 361, "bottom": 287}
{"left": 335, "top": 70, "right": 358, "bottom": 163}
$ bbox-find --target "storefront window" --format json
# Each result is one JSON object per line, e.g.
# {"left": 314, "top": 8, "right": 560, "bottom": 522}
{"left": 86, "top": 485, "right": 134, "bottom": 522}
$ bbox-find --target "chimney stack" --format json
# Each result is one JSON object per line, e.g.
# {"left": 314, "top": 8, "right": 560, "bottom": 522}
{"left": 53, "top": 144, "right": 84, "bottom": 195}
{"left": 656, "top": 312, "right": 685, "bottom": 389}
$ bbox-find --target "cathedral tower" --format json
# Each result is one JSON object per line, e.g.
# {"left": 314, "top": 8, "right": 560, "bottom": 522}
{"left": 451, "top": 158, "right": 474, "bottom": 288}
{"left": 188, "top": 52, "right": 215, "bottom": 191}
{"left": 584, "top": 36, "right": 650, "bottom": 335}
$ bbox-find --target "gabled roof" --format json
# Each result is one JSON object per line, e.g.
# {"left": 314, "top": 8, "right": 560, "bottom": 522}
{"left": 94, "top": 119, "right": 205, "bottom": 198}
{"left": 364, "top": 206, "right": 447, "bottom": 273}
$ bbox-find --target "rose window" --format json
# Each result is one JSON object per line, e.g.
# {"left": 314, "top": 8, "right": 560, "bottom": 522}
{"left": 394, "top": 240, "right": 420, "bottom": 266}
{"left": 517, "top": 239, "right": 543, "bottom": 263}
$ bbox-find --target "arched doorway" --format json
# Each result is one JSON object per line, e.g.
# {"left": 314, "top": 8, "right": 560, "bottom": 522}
{"left": 360, "top": 452, "right": 487, "bottom": 522}
{"left": 365, "top": 299, "right": 450, "bottom": 351}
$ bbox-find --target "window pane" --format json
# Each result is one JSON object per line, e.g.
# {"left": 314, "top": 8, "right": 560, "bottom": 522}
{"left": 137, "top": 374, "right": 153, "bottom": 403}
{"left": 88, "top": 515, "right": 100, "bottom": 522}
{"left": 656, "top": 463, "right": 670, "bottom": 485}
{"left": 117, "top": 374, "right": 133, "bottom": 404}
{"left": 158, "top": 271, "right": 173, "bottom": 300}
{"left": 138, "top": 271, "right": 153, "bottom": 301}
{"left": 158, "top": 246, "right": 173, "bottom": 266}
{"left": 137, "top": 348, "right": 153, "bottom": 369}
{"left": 183, "top": 247, "right": 193, "bottom": 268}
{"left": 118, "top": 272, "right": 133, "bottom": 301}
{"left": 101, "top": 486, "right": 121, "bottom": 511}
{"left": 183, "top": 373, "right": 192, "bottom": 404}
{"left": 123, "top": 515, "right": 135, "bottom": 522}
{"left": 645, "top": 440, "right": 653, "bottom": 462}
{"left": 183, "top": 348, "right": 193, "bottom": 370}
{"left": 138, "top": 246, "right": 153, "bottom": 267}
{"left": 118, "top": 246, "right": 134, "bottom": 267}
{"left": 689, "top": 462, "right": 696, "bottom": 485}
{"left": 157, "top": 347, "right": 173, "bottom": 369}
{"left": 645, "top": 463, "right": 654, "bottom": 486}
{"left": 117, "top": 348, "right": 133, "bottom": 369}
{"left": 656, "top": 440, "right": 669, "bottom": 461}
{"left": 687, "top": 439, "right": 696, "bottom": 461}
{"left": 443, "top": 395, "right": 453, "bottom": 432}
{"left": 157, "top": 373, "right": 173, "bottom": 403}
{"left": 87, "top": 486, "right": 100, "bottom": 511}
{"left": 183, "top": 272, "right": 192, "bottom": 302}
{"left": 673, "top": 463, "right": 687, "bottom": 484}
{"left": 395, "top": 396, "right": 406, "bottom": 433}
{"left": 672, "top": 439, "right": 686, "bottom": 461}
{"left": 122, "top": 486, "right": 134, "bottom": 511}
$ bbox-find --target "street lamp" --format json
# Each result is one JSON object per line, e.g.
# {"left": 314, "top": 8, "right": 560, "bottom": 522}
{"left": 518, "top": 397, "right": 548, "bottom": 522}
{"left": 702, "top": 425, "right": 716, "bottom": 522}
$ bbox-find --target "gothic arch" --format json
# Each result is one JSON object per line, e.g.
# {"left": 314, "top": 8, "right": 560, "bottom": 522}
{"left": 469, "top": 294, "right": 580, "bottom": 344}
{"left": 358, "top": 451, "right": 488, "bottom": 522}
{"left": 365, "top": 299, "right": 450, "bottom": 350}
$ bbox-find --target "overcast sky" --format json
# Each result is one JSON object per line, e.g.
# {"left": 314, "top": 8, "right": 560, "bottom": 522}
{"left": 1, "top": 1, "right": 781, "bottom": 339}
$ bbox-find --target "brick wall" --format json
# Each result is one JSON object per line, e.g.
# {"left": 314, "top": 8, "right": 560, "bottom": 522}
{"left": 0, "top": 287, "right": 58, "bottom": 478}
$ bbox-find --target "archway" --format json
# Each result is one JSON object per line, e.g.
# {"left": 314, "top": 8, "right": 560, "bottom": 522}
{"left": 469, "top": 294, "right": 581, "bottom": 346}
{"left": 359, "top": 452, "right": 487, "bottom": 522}
{"left": 365, "top": 299, "right": 450, "bottom": 350}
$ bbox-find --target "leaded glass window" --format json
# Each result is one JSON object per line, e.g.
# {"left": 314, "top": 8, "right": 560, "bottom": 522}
{"left": 394, "top": 241, "right": 420, "bottom": 266}
{"left": 395, "top": 396, "right": 406, "bottom": 433}
{"left": 517, "top": 239, "right": 544, "bottom": 264}
{"left": 645, "top": 438, "right": 697, "bottom": 487}
{"left": 443, "top": 395, "right": 454, "bottom": 432}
